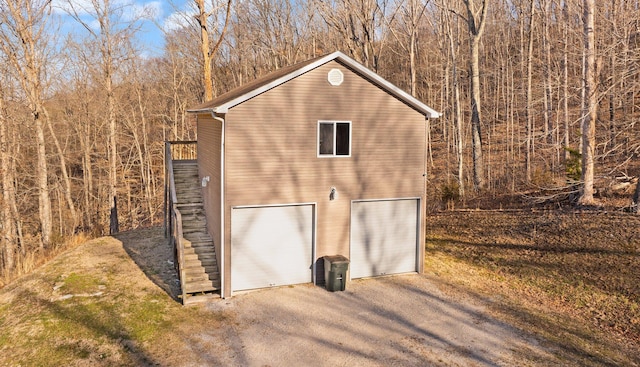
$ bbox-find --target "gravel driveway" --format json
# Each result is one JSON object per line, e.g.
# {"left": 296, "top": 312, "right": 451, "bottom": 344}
{"left": 196, "top": 275, "right": 550, "bottom": 366}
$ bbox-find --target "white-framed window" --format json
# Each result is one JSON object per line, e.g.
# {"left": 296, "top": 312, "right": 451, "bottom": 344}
{"left": 317, "top": 121, "right": 351, "bottom": 157}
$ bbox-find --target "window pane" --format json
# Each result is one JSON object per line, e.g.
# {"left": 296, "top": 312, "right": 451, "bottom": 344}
{"left": 336, "top": 123, "right": 350, "bottom": 155}
{"left": 319, "top": 123, "right": 334, "bottom": 155}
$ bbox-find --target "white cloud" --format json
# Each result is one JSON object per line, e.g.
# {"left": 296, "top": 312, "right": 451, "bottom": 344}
{"left": 51, "top": 0, "right": 95, "bottom": 15}
{"left": 53, "top": 0, "right": 162, "bottom": 21}
{"left": 162, "top": 9, "right": 193, "bottom": 32}
{"left": 161, "top": 1, "right": 201, "bottom": 32}
{"left": 125, "top": 1, "right": 163, "bottom": 21}
{"left": 162, "top": 1, "right": 229, "bottom": 33}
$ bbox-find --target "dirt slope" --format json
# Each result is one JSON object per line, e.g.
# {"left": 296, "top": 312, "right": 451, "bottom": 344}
{"left": 0, "top": 228, "right": 232, "bottom": 366}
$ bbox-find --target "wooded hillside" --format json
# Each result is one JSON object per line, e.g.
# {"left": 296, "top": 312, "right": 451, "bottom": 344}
{"left": 1, "top": 0, "right": 639, "bottom": 284}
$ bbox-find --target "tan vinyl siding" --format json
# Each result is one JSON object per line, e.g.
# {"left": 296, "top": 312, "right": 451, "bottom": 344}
{"left": 221, "top": 61, "right": 427, "bottom": 295}
{"left": 196, "top": 115, "right": 222, "bottom": 272}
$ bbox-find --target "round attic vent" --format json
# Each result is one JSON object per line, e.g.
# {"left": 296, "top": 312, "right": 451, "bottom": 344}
{"left": 328, "top": 69, "right": 344, "bottom": 86}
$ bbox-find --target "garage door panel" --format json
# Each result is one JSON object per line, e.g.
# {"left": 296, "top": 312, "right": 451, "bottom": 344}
{"left": 351, "top": 199, "right": 418, "bottom": 279}
{"left": 232, "top": 205, "right": 313, "bottom": 292}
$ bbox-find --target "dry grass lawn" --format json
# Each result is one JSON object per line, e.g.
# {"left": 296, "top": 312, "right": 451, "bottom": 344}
{"left": 1, "top": 210, "right": 639, "bottom": 366}
{"left": 426, "top": 210, "right": 640, "bottom": 366}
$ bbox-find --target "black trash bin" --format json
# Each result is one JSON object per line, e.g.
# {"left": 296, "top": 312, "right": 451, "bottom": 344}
{"left": 324, "top": 255, "right": 349, "bottom": 292}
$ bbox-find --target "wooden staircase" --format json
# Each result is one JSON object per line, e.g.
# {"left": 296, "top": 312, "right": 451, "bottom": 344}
{"left": 172, "top": 161, "right": 220, "bottom": 298}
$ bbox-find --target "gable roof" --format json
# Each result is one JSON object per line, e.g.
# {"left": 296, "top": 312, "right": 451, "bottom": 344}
{"left": 188, "top": 51, "right": 441, "bottom": 118}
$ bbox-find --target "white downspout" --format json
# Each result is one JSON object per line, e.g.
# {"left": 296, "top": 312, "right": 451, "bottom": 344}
{"left": 421, "top": 117, "right": 429, "bottom": 274}
{"left": 212, "top": 113, "right": 226, "bottom": 298}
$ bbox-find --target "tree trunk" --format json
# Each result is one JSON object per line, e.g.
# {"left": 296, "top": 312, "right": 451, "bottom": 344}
{"left": 0, "top": 83, "right": 15, "bottom": 271}
{"left": 45, "top": 110, "right": 78, "bottom": 233}
{"left": 525, "top": 0, "right": 535, "bottom": 182}
{"left": 634, "top": 177, "right": 640, "bottom": 214}
{"left": 562, "top": 0, "right": 570, "bottom": 163}
{"left": 445, "top": 7, "right": 465, "bottom": 197}
{"left": 195, "top": 0, "right": 232, "bottom": 102}
{"left": 578, "top": 0, "right": 597, "bottom": 205}
{"left": 462, "top": 0, "right": 489, "bottom": 190}
{"left": 542, "top": 0, "right": 553, "bottom": 148}
{"left": 196, "top": 0, "right": 214, "bottom": 102}
{"left": 35, "top": 110, "right": 53, "bottom": 247}
{"left": 106, "top": 44, "right": 119, "bottom": 235}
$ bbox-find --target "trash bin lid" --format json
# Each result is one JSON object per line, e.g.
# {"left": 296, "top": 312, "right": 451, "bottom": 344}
{"left": 324, "top": 255, "right": 349, "bottom": 264}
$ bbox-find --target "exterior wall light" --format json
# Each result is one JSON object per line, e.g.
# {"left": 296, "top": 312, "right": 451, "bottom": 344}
{"left": 330, "top": 187, "right": 338, "bottom": 201}
{"left": 201, "top": 176, "right": 210, "bottom": 187}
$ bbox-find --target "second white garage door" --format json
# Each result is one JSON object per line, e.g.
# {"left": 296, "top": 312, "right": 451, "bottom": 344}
{"left": 231, "top": 204, "right": 314, "bottom": 292}
{"left": 350, "top": 199, "right": 419, "bottom": 279}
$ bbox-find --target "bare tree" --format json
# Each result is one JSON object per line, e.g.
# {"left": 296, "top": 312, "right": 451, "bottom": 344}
{"left": 62, "top": 0, "right": 156, "bottom": 233}
{"left": 524, "top": 0, "right": 535, "bottom": 182}
{"left": 578, "top": 0, "right": 597, "bottom": 205}
{"left": 436, "top": 0, "right": 465, "bottom": 196}
{"left": 561, "top": 0, "right": 571, "bottom": 163}
{"left": 315, "top": 0, "right": 386, "bottom": 71}
{"left": 460, "top": 0, "right": 488, "bottom": 190}
{"left": 0, "top": 0, "right": 54, "bottom": 247}
{"left": 386, "top": 0, "right": 430, "bottom": 96}
{"left": 195, "top": 0, "right": 232, "bottom": 101}
{"left": 0, "top": 71, "right": 16, "bottom": 271}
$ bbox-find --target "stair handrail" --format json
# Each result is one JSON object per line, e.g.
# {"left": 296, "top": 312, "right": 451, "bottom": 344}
{"left": 165, "top": 142, "right": 188, "bottom": 303}
{"left": 167, "top": 140, "right": 197, "bottom": 161}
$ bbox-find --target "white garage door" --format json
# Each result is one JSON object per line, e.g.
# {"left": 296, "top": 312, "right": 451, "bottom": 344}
{"left": 350, "top": 199, "right": 419, "bottom": 279}
{"left": 231, "top": 204, "right": 314, "bottom": 292}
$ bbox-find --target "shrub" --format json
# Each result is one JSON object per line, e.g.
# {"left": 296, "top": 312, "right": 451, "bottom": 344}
{"left": 440, "top": 181, "right": 461, "bottom": 209}
{"left": 565, "top": 147, "right": 581, "bottom": 182}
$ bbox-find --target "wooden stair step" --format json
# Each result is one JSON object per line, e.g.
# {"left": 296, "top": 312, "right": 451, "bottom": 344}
{"left": 182, "top": 224, "right": 207, "bottom": 231}
{"left": 183, "top": 248, "right": 215, "bottom": 257}
{"left": 176, "top": 206, "right": 203, "bottom": 214}
{"left": 183, "top": 263, "right": 218, "bottom": 274}
{"left": 184, "top": 272, "right": 220, "bottom": 283}
{"left": 177, "top": 200, "right": 203, "bottom": 205}
{"left": 183, "top": 247, "right": 215, "bottom": 256}
{"left": 184, "top": 280, "right": 218, "bottom": 294}
{"left": 180, "top": 213, "right": 207, "bottom": 220}
{"left": 182, "top": 293, "right": 220, "bottom": 305}
{"left": 184, "top": 265, "right": 219, "bottom": 276}
{"left": 181, "top": 213, "right": 206, "bottom": 220}
{"left": 182, "top": 225, "right": 207, "bottom": 231}
{"left": 182, "top": 216, "right": 206, "bottom": 223}
{"left": 176, "top": 194, "right": 201, "bottom": 198}
{"left": 189, "top": 241, "right": 214, "bottom": 248}
{"left": 184, "top": 271, "right": 220, "bottom": 283}
{"left": 183, "top": 229, "right": 208, "bottom": 236}
{"left": 184, "top": 243, "right": 215, "bottom": 252}
{"left": 183, "top": 265, "right": 218, "bottom": 276}
{"left": 199, "top": 259, "right": 217, "bottom": 267}
{"left": 183, "top": 236, "right": 212, "bottom": 244}
{"left": 174, "top": 173, "right": 199, "bottom": 177}
{"left": 184, "top": 252, "right": 217, "bottom": 261}
{"left": 181, "top": 217, "right": 206, "bottom": 224}
{"left": 176, "top": 192, "right": 202, "bottom": 198}
{"left": 175, "top": 189, "right": 201, "bottom": 195}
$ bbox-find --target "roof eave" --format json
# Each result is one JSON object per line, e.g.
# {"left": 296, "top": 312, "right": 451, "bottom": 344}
{"left": 186, "top": 107, "right": 228, "bottom": 114}
{"left": 204, "top": 52, "right": 341, "bottom": 113}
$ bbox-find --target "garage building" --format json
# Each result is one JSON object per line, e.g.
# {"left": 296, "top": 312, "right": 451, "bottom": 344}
{"left": 188, "top": 51, "right": 440, "bottom": 298}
